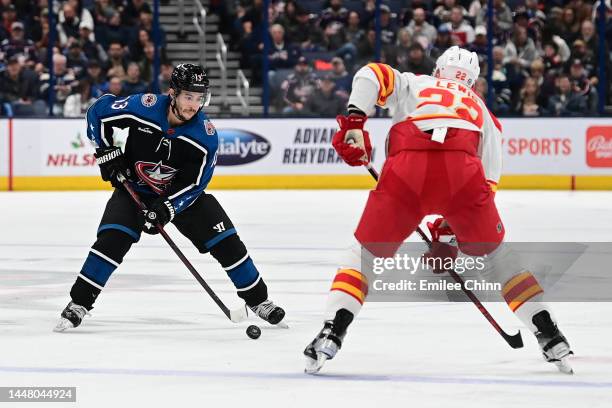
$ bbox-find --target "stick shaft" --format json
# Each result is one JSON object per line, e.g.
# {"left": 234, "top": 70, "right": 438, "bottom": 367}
{"left": 121, "top": 180, "right": 232, "bottom": 320}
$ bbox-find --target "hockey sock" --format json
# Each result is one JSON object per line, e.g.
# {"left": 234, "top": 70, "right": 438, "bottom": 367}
{"left": 209, "top": 234, "right": 267, "bottom": 306}
{"left": 325, "top": 268, "right": 368, "bottom": 320}
{"left": 71, "top": 229, "right": 134, "bottom": 309}
{"left": 502, "top": 271, "right": 551, "bottom": 332}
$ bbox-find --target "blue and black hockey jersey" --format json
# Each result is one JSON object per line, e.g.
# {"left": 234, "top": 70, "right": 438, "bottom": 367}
{"left": 86, "top": 93, "right": 218, "bottom": 214}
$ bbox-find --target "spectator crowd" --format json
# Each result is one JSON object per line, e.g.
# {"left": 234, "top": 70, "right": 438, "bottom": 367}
{"left": 226, "top": 0, "right": 611, "bottom": 117}
{"left": 0, "top": 0, "right": 610, "bottom": 118}
{"left": 0, "top": 0, "right": 169, "bottom": 117}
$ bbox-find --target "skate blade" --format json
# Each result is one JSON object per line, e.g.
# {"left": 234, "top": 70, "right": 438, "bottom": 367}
{"left": 53, "top": 318, "right": 74, "bottom": 332}
{"left": 554, "top": 358, "right": 574, "bottom": 375}
{"left": 230, "top": 305, "right": 249, "bottom": 323}
{"left": 304, "top": 354, "right": 328, "bottom": 374}
{"left": 275, "top": 321, "right": 289, "bottom": 329}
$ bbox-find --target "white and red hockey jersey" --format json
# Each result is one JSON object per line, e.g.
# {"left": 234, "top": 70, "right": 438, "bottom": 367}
{"left": 347, "top": 62, "right": 503, "bottom": 186}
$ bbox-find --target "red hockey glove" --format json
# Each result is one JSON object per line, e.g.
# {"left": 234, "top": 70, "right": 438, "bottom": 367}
{"left": 332, "top": 114, "right": 372, "bottom": 166}
{"left": 423, "top": 217, "right": 458, "bottom": 274}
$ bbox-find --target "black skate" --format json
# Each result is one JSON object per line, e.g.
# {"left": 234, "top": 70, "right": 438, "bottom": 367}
{"left": 304, "top": 309, "right": 354, "bottom": 374}
{"left": 532, "top": 310, "right": 574, "bottom": 374}
{"left": 249, "top": 300, "right": 287, "bottom": 327}
{"left": 54, "top": 301, "right": 90, "bottom": 332}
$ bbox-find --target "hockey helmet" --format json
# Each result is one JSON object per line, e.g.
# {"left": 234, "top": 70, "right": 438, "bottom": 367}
{"left": 170, "top": 63, "right": 211, "bottom": 106}
{"left": 433, "top": 46, "right": 480, "bottom": 88}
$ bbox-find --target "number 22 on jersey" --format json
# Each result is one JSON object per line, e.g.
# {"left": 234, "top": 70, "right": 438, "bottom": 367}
{"left": 416, "top": 83, "right": 484, "bottom": 128}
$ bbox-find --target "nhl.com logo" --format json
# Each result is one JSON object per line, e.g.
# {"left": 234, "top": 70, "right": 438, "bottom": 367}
{"left": 586, "top": 126, "right": 612, "bottom": 168}
{"left": 217, "top": 129, "right": 271, "bottom": 165}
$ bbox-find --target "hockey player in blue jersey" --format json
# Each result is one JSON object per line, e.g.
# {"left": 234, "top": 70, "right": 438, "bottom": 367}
{"left": 54, "top": 64, "right": 285, "bottom": 331}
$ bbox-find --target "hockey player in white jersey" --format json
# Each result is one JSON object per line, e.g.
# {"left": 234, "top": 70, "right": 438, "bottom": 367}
{"left": 304, "top": 46, "right": 573, "bottom": 374}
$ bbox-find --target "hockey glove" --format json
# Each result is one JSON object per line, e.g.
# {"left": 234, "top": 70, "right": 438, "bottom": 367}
{"left": 94, "top": 146, "right": 131, "bottom": 188}
{"left": 142, "top": 198, "right": 175, "bottom": 235}
{"left": 332, "top": 114, "right": 372, "bottom": 166}
{"left": 423, "top": 217, "right": 458, "bottom": 274}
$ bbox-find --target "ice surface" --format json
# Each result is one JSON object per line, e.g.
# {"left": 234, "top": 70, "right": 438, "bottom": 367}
{"left": 1, "top": 190, "right": 611, "bottom": 408}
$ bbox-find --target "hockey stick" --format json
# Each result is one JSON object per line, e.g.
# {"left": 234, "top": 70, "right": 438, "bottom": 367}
{"left": 365, "top": 163, "right": 523, "bottom": 349}
{"left": 118, "top": 175, "right": 248, "bottom": 323}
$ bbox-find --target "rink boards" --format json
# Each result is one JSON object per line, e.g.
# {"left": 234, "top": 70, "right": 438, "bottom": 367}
{"left": 1, "top": 117, "right": 611, "bottom": 190}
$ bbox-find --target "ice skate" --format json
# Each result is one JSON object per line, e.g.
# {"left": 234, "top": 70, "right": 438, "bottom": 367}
{"left": 532, "top": 310, "right": 574, "bottom": 374}
{"left": 304, "top": 309, "right": 354, "bottom": 374}
{"left": 249, "top": 300, "right": 287, "bottom": 327}
{"left": 54, "top": 301, "right": 90, "bottom": 332}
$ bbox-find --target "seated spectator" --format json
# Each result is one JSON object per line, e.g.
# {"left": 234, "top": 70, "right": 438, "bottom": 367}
{"left": 490, "top": 46, "right": 514, "bottom": 114}
{"left": 329, "top": 56, "right": 351, "bottom": 96}
{"left": 268, "top": 24, "right": 299, "bottom": 70}
{"left": 65, "top": 42, "right": 88, "bottom": 79}
{"left": 376, "top": 5, "right": 398, "bottom": 51}
{"left": 122, "top": 0, "right": 151, "bottom": 26}
{"left": 476, "top": 0, "right": 513, "bottom": 40}
{"left": 39, "top": 53, "right": 78, "bottom": 115}
{"left": 405, "top": 7, "right": 437, "bottom": 49}
{"left": 64, "top": 78, "right": 95, "bottom": 117}
{"left": 529, "top": 58, "right": 556, "bottom": 107}
{"left": 401, "top": 43, "right": 435, "bottom": 75}
{"left": 545, "top": 74, "right": 588, "bottom": 116}
{"left": 434, "top": 0, "right": 466, "bottom": 25}
{"left": 0, "top": 21, "right": 37, "bottom": 65}
{"left": 139, "top": 9, "right": 165, "bottom": 48}
{"left": 106, "top": 75, "right": 122, "bottom": 96}
{"left": 355, "top": 29, "right": 376, "bottom": 67}
{"left": 568, "top": 59, "right": 598, "bottom": 114}
{"left": 94, "top": 0, "right": 117, "bottom": 28}
{"left": 320, "top": 0, "right": 348, "bottom": 30}
{"left": 568, "top": 39, "right": 597, "bottom": 84}
{"left": 541, "top": 41, "right": 564, "bottom": 78}
{"left": 387, "top": 28, "right": 412, "bottom": 70}
{"left": 104, "top": 40, "right": 127, "bottom": 80}
{"left": 0, "top": 56, "right": 45, "bottom": 116}
{"left": 130, "top": 29, "right": 150, "bottom": 64}
{"left": 440, "top": 6, "right": 475, "bottom": 46}
{"left": 158, "top": 61, "right": 173, "bottom": 94}
{"left": 121, "top": 62, "right": 147, "bottom": 96}
{"left": 430, "top": 25, "right": 453, "bottom": 60}
{"left": 140, "top": 41, "right": 155, "bottom": 83}
{"left": 78, "top": 21, "right": 106, "bottom": 63}
{"left": 281, "top": 56, "right": 317, "bottom": 115}
{"left": 344, "top": 11, "right": 364, "bottom": 45}
{"left": 559, "top": 6, "right": 580, "bottom": 45}
{"left": 503, "top": 25, "right": 538, "bottom": 72}
{"left": 513, "top": 76, "right": 542, "bottom": 117}
{"left": 84, "top": 60, "right": 107, "bottom": 98}
{"left": 1, "top": 5, "right": 18, "bottom": 41}
{"left": 286, "top": 8, "right": 323, "bottom": 51}
{"left": 57, "top": 3, "right": 81, "bottom": 48}
{"left": 578, "top": 19, "right": 597, "bottom": 52}
{"left": 96, "top": 10, "right": 129, "bottom": 49}
{"left": 303, "top": 73, "right": 346, "bottom": 116}
{"left": 468, "top": 25, "right": 488, "bottom": 63}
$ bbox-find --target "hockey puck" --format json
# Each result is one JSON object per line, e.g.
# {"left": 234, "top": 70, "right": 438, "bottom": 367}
{"left": 246, "top": 325, "right": 261, "bottom": 339}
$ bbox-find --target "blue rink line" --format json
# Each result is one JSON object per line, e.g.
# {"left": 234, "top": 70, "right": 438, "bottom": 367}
{"left": 0, "top": 243, "right": 348, "bottom": 251}
{"left": 0, "top": 366, "right": 611, "bottom": 389}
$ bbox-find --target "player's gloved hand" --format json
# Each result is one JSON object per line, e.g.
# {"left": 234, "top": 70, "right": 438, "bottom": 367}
{"left": 332, "top": 114, "right": 372, "bottom": 166}
{"left": 142, "top": 198, "right": 175, "bottom": 235}
{"left": 423, "top": 217, "right": 458, "bottom": 274}
{"left": 94, "top": 146, "right": 131, "bottom": 188}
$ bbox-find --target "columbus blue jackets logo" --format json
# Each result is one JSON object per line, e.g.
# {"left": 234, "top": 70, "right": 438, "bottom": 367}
{"left": 135, "top": 161, "right": 178, "bottom": 194}
{"left": 141, "top": 93, "right": 157, "bottom": 107}
{"left": 205, "top": 120, "right": 216, "bottom": 135}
